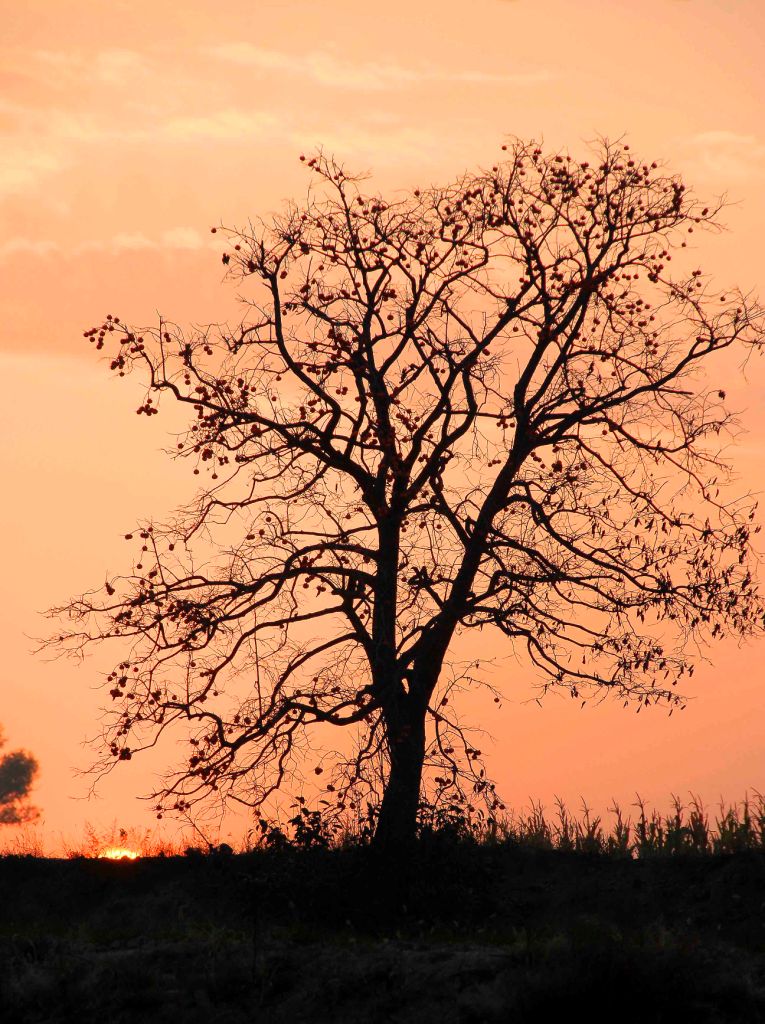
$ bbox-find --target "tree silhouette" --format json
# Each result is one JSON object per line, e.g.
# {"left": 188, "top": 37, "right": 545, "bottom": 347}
{"left": 0, "top": 728, "right": 39, "bottom": 826}
{"left": 49, "top": 139, "right": 764, "bottom": 851}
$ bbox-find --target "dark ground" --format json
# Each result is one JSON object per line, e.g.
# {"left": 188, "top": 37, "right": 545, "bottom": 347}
{"left": 2, "top": 842, "right": 765, "bottom": 1022}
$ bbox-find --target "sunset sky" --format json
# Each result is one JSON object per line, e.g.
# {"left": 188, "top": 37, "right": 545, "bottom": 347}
{"left": 2, "top": 0, "right": 764, "bottom": 849}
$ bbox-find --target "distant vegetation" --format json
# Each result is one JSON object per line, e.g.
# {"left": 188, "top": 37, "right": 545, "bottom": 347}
{"left": 0, "top": 727, "right": 38, "bottom": 827}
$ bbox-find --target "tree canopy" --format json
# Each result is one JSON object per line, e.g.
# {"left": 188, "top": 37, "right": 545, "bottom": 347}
{"left": 49, "top": 138, "right": 765, "bottom": 849}
{"left": 0, "top": 728, "right": 38, "bottom": 826}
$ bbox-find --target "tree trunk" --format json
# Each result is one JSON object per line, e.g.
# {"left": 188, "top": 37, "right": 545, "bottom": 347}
{"left": 372, "top": 705, "right": 426, "bottom": 855}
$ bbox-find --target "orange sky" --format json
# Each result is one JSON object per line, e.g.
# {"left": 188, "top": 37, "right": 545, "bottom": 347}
{"left": 2, "top": 0, "right": 764, "bottom": 849}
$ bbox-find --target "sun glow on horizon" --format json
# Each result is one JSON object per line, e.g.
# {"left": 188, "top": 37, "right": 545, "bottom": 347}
{"left": 98, "top": 847, "right": 141, "bottom": 860}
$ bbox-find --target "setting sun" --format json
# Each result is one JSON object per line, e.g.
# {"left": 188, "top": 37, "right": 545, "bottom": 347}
{"left": 98, "top": 847, "right": 140, "bottom": 861}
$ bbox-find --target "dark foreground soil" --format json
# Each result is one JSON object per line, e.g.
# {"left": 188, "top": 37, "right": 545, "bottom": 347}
{"left": 2, "top": 842, "right": 765, "bottom": 1023}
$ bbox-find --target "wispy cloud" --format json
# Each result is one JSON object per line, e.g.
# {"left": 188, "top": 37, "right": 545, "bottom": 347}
{"left": 0, "top": 228, "right": 214, "bottom": 261}
{"left": 0, "top": 145, "right": 67, "bottom": 197}
{"left": 19, "top": 48, "right": 153, "bottom": 88}
{"left": 158, "top": 227, "right": 209, "bottom": 250}
{"left": 685, "top": 131, "right": 765, "bottom": 180}
{"left": 0, "top": 80, "right": 443, "bottom": 193}
{"left": 0, "top": 40, "right": 532, "bottom": 204}
{"left": 288, "top": 123, "right": 446, "bottom": 167}
{"left": 0, "top": 100, "right": 281, "bottom": 203}
{"left": 0, "top": 238, "right": 60, "bottom": 258}
{"left": 207, "top": 44, "right": 551, "bottom": 91}
{"left": 0, "top": 95, "right": 280, "bottom": 145}
{"left": 164, "top": 109, "right": 280, "bottom": 140}
{"left": 91, "top": 48, "right": 152, "bottom": 86}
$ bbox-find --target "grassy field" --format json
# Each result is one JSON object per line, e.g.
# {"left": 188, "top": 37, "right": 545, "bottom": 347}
{"left": 2, "top": 797, "right": 765, "bottom": 1023}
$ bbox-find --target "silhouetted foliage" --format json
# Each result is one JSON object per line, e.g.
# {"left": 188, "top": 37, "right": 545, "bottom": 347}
{"left": 2, "top": 819, "right": 765, "bottom": 1023}
{"left": 0, "top": 728, "right": 38, "bottom": 826}
{"left": 48, "top": 137, "right": 765, "bottom": 852}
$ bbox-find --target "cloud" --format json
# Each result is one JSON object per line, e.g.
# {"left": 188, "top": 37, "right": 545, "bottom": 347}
{"left": 159, "top": 227, "right": 207, "bottom": 250}
{"left": 0, "top": 228, "right": 214, "bottom": 261}
{"left": 0, "top": 145, "right": 68, "bottom": 197}
{"left": 685, "top": 131, "right": 765, "bottom": 180}
{"left": 208, "top": 44, "right": 551, "bottom": 91}
{"left": 0, "top": 100, "right": 94, "bottom": 198}
{"left": 22, "top": 47, "right": 152, "bottom": 88}
{"left": 92, "top": 48, "right": 152, "bottom": 85}
{"left": 0, "top": 39, "right": 540, "bottom": 204}
{"left": 0, "top": 95, "right": 280, "bottom": 204}
{"left": 288, "top": 124, "right": 446, "bottom": 167}
{"left": 164, "top": 109, "right": 279, "bottom": 141}
{"left": 0, "top": 238, "right": 60, "bottom": 258}
{"left": 102, "top": 232, "right": 156, "bottom": 252}
{"left": 89, "top": 227, "right": 215, "bottom": 254}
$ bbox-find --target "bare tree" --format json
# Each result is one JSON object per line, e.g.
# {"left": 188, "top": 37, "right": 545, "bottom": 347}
{"left": 48, "top": 139, "right": 765, "bottom": 852}
{"left": 0, "top": 728, "right": 39, "bottom": 826}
